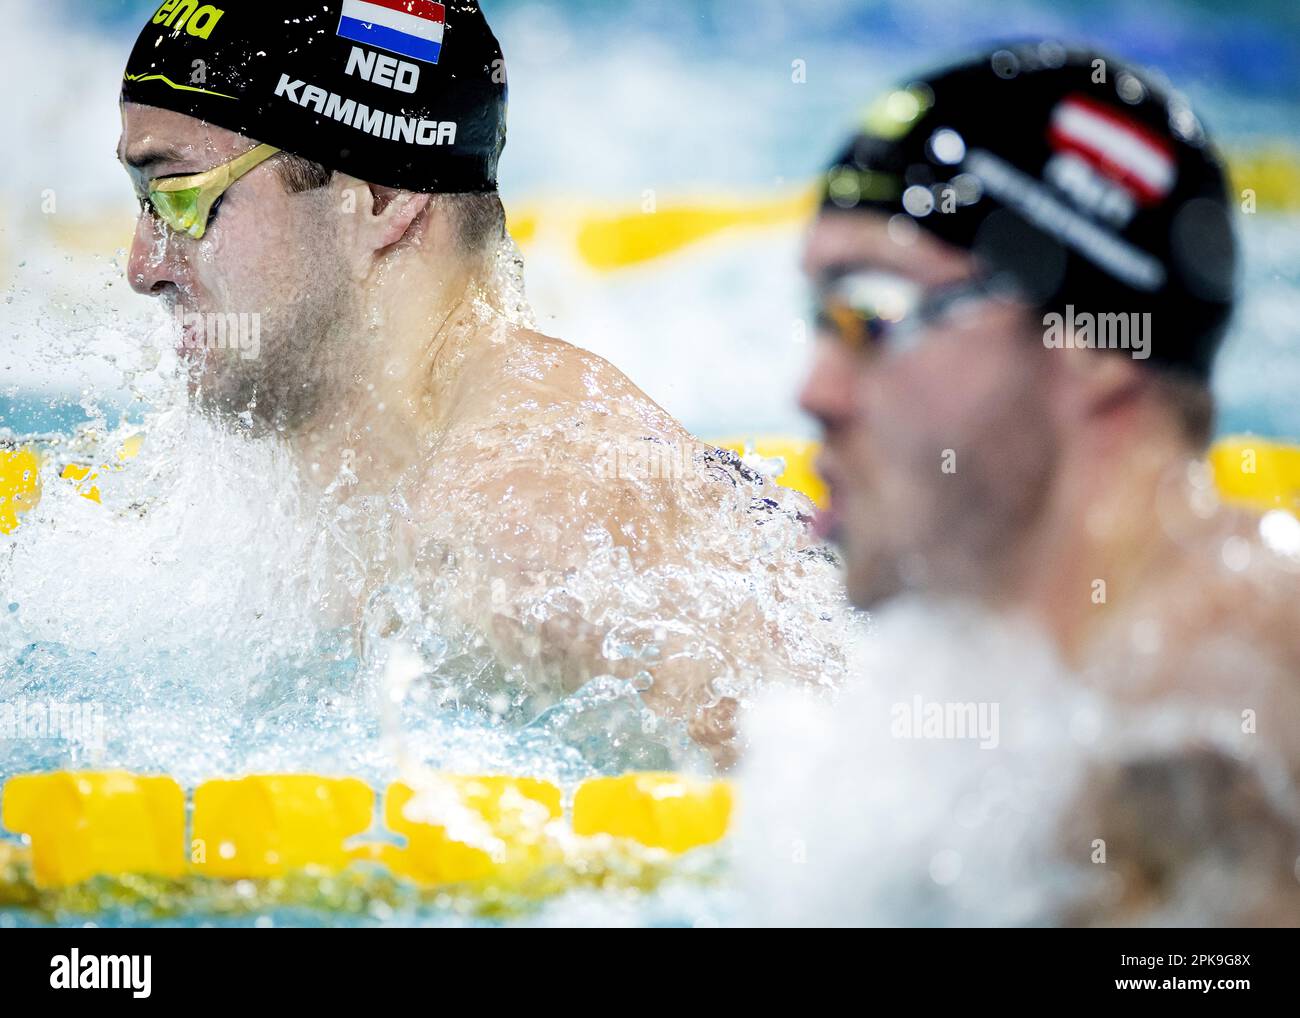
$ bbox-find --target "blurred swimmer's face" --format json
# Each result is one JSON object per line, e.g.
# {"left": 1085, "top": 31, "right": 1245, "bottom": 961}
{"left": 119, "top": 103, "right": 355, "bottom": 427}
{"left": 799, "top": 212, "right": 1058, "bottom": 608}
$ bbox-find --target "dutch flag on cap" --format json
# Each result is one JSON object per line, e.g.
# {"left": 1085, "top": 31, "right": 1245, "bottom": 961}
{"left": 337, "top": 0, "right": 446, "bottom": 65}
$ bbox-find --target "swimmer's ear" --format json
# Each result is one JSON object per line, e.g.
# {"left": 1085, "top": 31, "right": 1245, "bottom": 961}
{"left": 334, "top": 173, "right": 432, "bottom": 252}
{"left": 1055, "top": 345, "right": 1148, "bottom": 424}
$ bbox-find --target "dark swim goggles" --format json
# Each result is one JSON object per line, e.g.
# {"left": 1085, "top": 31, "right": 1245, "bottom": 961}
{"left": 813, "top": 270, "right": 1020, "bottom": 355}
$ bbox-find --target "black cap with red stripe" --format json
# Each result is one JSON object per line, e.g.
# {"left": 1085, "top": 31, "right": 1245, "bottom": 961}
{"left": 821, "top": 42, "right": 1237, "bottom": 380}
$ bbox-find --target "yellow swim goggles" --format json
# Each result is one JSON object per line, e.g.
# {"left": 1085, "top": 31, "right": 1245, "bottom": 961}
{"left": 146, "top": 143, "right": 280, "bottom": 240}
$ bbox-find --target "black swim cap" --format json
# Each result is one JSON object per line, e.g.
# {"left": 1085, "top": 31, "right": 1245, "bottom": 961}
{"left": 122, "top": 1, "right": 507, "bottom": 193}
{"left": 821, "top": 43, "right": 1237, "bottom": 380}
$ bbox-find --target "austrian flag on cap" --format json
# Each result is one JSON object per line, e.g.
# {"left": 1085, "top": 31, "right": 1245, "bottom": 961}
{"left": 1047, "top": 94, "right": 1176, "bottom": 205}
{"left": 337, "top": 0, "right": 447, "bottom": 65}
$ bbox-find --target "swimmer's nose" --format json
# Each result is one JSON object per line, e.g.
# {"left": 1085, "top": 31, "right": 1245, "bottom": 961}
{"left": 799, "top": 340, "right": 861, "bottom": 439}
{"left": 127, "top": 212, "right": 184, "bottom": 297}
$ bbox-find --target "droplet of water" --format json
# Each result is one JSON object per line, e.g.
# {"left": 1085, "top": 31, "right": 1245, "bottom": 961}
{"left": 929, "top": 848, "right": 963, "bottom": 886}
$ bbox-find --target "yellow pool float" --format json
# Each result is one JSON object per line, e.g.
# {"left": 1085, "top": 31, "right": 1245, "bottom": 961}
{"left": 1, "top": 770, "right": 732, "bottom": 892}
{"left": 0, "top": 446, "right": 40, "bottom": 533}
{"left": 1206, "top": 437, "right": 1300, "bottom": 515}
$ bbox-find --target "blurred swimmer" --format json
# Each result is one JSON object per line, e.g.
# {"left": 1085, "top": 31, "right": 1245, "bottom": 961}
{"left": 116, "top": 2, "right": 849, "bottom": 765}
{"left": 781, "top": 42, "right": 1300, "bottom": 922}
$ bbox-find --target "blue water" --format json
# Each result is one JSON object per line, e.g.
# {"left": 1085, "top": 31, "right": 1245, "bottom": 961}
{"left": 7, "top": 0, "right": 1300, "bottom": 441}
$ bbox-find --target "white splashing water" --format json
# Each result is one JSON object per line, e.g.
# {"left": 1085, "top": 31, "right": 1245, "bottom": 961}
{"left": 736, "top": 598, "right": 1300, "bottom": 926}
{"left": 0, "top": 233, "right": 855, "bottom": 806}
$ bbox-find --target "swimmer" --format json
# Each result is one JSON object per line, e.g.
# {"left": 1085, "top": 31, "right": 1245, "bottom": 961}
{"left": 116, "top": 2, "right": 848, "bottom": 766}
{"left": 794, "top": 43, "right": 1300, "bottom": 921}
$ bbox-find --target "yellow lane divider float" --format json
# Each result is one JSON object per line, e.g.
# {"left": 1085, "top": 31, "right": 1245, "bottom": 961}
{"left": 572, "top": 191, "right": 816, "bottom": 272}
{"left": 0, "top": 432, "right": 143, "bottom": 533}
{"left": 713, "top": 435, "right": 829, "bottom": 508}
{"left": 0, "top": 446, "right": 40, "bottom": 532}
{"left": 1206, "top": 437, "right": 1300, "bottom": 515}
{"left": 574, "top": 772, "right": 733, "bottom": 854}
{"left": 0, "top": 771, "right": 732, "bottom": 893}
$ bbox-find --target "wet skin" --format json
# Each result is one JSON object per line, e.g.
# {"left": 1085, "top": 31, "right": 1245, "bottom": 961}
{"left": 797, "top": 208, "right": 1300, "bottom": 921}
{"left": 119, "top": 104, "right": 848, "bottom": 767}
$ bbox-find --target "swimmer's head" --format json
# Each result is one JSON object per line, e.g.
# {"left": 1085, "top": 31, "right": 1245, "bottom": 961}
{"left": 118, "top": 1, "right": 508, "bottom": 427}
{"left": 800, "top": 44, "right": 1237, "bottom": 607}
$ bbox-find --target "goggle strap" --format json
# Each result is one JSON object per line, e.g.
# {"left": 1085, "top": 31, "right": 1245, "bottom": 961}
{"left": 152, "top": 144, "right": 280, "bottom": 197}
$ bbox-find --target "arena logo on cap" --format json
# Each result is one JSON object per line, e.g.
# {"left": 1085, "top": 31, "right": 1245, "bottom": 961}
{"left": 1047, "top": 94, "right": 1175, "bottom": 207}
{"left": 151, "top": 0, "right": 225, "bottom": 39}
{"left": 337, "top": 0, "right": 446, "bottom": 65}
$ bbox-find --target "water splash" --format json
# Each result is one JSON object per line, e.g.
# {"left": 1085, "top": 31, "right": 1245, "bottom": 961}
{"left": 0, "top": 237, "right": 855, "bottom": 914}
{"left": 736, "top": 598, "right": 1300, "bottom": 926}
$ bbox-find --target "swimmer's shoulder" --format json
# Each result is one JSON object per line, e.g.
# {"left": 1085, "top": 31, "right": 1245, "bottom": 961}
{"left": 466, "top": 327, "right": 686, "bottom": 434}
{"left": 1062, "top": 744, "right": 1300, "bottom": 925}
{"left": 426, "top": 326, "right": 796, "bottom": 542}
{"left": 1195, "top": 522, "right": 1300, "bottom": 665}
{"left": 1240, "top": 542, "right": 1300, "bottom": 685}
{"left": 1145, "top": 523, "right": 1300, "bottom": 719}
